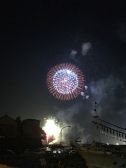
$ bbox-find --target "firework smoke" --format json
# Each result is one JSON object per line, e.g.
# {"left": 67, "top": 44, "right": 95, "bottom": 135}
{"left": 69, "top": 42, "right": 92, "bottom": 63}
{"left": 90, "top": 75, "right": 126, "bottom": 127}
{"left": 55, "top": 101, "right": 92, "bottom": 143}
{"left": 53, "top": 75, "right": 126, "bottom": 143}
{"left": 69, "top": 49, "right": 79, "bottom": 63}
{"left": 81, "top": 42, "right": 92, "bottom": 56}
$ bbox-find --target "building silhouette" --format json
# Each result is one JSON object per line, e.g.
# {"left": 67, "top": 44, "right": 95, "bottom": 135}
{"left": 0, "top": 115, "right": 44, "bottom": 150}
{"left": 92, "top": 116, "right": 126, "bottom": 145}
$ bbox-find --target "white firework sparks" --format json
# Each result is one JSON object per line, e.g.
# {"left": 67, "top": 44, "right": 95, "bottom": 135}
{"left": 47, "top": 63, "right": 84, "bottom": 100}
{"left": 53, "top": 69, "right": 78, "bottom": 94}
{"left": 42, "top": 118, "right": 61, "bottom": 144}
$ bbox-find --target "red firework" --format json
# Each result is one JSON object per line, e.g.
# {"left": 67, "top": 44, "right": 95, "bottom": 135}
{"left": 47, "top": 63, "right": 84, "bottom": 100}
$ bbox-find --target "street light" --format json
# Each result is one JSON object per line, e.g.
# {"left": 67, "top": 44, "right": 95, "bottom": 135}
{"left": 60, "top": 125, "right": 71, "bottom": 144}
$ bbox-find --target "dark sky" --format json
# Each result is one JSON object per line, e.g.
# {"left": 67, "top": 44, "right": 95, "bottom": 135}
{"left": 0, "top": 1, "right": 126, "bottom": 125}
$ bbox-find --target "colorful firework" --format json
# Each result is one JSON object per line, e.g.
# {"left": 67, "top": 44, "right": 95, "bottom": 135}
{"left": 47, "top": 63, "right": 84, "bottom": 100}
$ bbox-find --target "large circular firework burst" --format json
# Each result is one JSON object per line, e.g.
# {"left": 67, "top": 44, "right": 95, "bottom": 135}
{"left": 47, "top": 63, "right": 84, "bottom": 100}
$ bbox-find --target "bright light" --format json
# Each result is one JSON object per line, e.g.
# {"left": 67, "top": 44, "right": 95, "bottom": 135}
{"left": 47, "top": 63, "right": 84, "bottom": 100}
{"left": 42, "top": 119, "right": 61, "bottom": 144}
{"left": 116, "top": 142, "right": 119, "bottom": 146}
{"left": 53, "top": 69, "right": 78, "bottom": 94}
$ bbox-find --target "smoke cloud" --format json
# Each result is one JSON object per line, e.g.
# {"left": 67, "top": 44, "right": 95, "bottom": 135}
{"left": 54, "top": 75, "right": 126, "bottom": 143}
{"left": 69, "top": 42, "right": 92, "bottom": 63}
{"left": 69, "top": 49, "right": 79, "bottom": 63}
{"left": 90, "top": 75, "right": 126, "bottom": 127}
{"left": 81, "top": 42, "right": 92, "bottom": 56}
{"left": 55, "top": 100, "right": 93, "bottom": 143}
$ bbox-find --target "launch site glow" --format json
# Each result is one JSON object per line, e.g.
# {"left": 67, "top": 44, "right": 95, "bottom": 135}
{"left": 42, "top": 118, "right": 61, "bottom": 144}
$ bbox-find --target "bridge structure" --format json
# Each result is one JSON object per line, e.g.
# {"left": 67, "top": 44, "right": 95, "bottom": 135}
{"left": 92, "top": 115, "right": 126, "bottom": 145}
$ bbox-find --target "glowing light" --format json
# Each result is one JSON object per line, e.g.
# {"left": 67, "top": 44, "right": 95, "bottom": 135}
{"left": 116, "top": 142, "right": 119, "bottom": 145}
{"left": 53, "top": 69, "right": 78, "bottom": 94}
{"left": 47, "top": 63, "right": 84, "bottom": 100}
{"left": 42, "top": 119, "right": 61, "bottom": 144}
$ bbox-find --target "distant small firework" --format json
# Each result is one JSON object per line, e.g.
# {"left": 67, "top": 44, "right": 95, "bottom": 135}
{"left": 47, "top": 63, "right": 84, "bottom": 100}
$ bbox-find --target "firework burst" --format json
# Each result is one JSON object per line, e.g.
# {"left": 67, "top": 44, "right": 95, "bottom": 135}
{"left": 47, "top": 63, "right": 84, "bottom": 100}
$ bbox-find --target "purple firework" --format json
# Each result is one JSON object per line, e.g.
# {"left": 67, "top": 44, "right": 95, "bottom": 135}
{"left": 47, "top": 63, "right": 84, "bottom": 100}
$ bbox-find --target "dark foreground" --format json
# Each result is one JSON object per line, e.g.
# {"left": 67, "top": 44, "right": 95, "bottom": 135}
{"left": 0, "top": 146, "right": 88, "bottom": 168}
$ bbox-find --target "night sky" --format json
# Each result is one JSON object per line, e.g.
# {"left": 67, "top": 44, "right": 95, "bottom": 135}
{"left": 0, "top": 1, "right": 126, "bottom": 132}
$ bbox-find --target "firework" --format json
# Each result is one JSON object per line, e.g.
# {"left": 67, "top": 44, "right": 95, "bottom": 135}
{"left": 42, "top": 118, "right": 61, "bottom": 144}
{"left": 47, "top": 63, "right": 84, "bottom": 100}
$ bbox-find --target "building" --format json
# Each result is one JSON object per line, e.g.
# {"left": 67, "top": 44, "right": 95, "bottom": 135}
{"left": 0, "top": 115, "right": 18, "bottom": 138}
{"left": 22, "top": 119, "right": 42, "bottom": 138}
{"left": 92, "top": 116, "right": 126, "bottom": 145}
{"left": 0, "top": 115, "right": 43, "bottom": 149}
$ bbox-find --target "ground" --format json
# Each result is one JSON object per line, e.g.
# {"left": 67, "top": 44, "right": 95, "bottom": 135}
{"left": 0, "top": 146, "right": 88, "bottom": 168}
